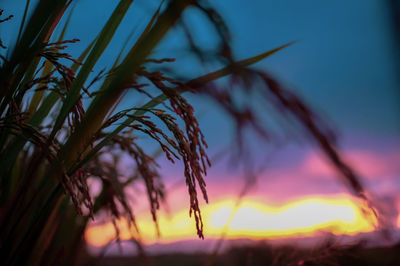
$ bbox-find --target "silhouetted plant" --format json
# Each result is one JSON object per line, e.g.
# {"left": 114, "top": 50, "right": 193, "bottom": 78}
{"left": 0, "top": 1, "right": 378, "bottom": 265}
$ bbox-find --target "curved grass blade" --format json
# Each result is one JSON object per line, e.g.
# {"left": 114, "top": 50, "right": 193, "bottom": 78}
{"left": 51, "top": 0, "right": 135, "bottom": 139}
{"left": 16, "top": 0, "right": 31, "bottom": 45}
{"left": 104, "top": 0, "right": 165, "bottom": 121}
{"left": 131, "top": 0, "right": 165, "bottom": 53}
{"left": 27, "top": 5, "right": 75, "bottom": 116}
{"left": 0, "top": 0, "right": 68, "bottom": 98}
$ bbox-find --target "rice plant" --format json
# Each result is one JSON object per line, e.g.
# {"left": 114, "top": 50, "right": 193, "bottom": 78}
{"left": 0, "top": 1, "right": 377, "bottom": 265}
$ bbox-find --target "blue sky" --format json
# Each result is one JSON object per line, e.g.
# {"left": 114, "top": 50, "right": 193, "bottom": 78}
{"left": 2, "top": 0, "right": 398, "bottom": 137}
{"left": 210, "top": 0, "right": 400, "bottom": 137}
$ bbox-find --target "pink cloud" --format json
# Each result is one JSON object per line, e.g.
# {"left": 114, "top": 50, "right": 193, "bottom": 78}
{"left": 300, "top": 152, "right": 335, "bottom": 177}
{"left": 345, "top": 150, "right": 399, "bottom": 178}
{"left": 123, "top": 146, "right": 400, "bottom": 219}
{"left": 300, "top": 149, "right": 400, "bottom": 180}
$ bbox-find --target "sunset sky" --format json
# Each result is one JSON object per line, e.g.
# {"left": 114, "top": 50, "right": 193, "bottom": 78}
{"left": 2, "top": 0, "right": 399, "bottom": 254}
{"left": 84, "top": 0, "right": 399, "bottom": 253}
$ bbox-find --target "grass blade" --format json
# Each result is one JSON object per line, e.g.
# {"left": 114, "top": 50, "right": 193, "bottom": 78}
{"left": 16, "top": 0, "right": 31, "bottom": 45}
{"left": 51, "top": 0, "right": 135, "bottom": 138}
{"left": 27, "top": 7, "right": 75, "bottom": 117}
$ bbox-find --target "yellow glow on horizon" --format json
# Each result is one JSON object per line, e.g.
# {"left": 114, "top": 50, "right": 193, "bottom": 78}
{"left": 85, "top": 194, "right": 377, "bottom": 247}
